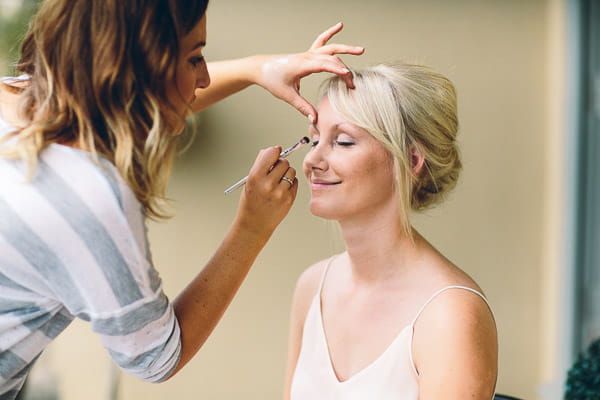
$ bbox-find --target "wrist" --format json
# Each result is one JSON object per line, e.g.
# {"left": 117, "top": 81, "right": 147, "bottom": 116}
{"left": 230, "top": 213, "right": 275, "bottom": 247}
{"left": 237, "top": 55, "right": 269, "bottom": 87}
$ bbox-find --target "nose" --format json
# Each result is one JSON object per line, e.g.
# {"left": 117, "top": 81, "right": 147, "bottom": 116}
{"left": 196, "top": 62, "right": 210, "bottom": 89}
{"left": 303, "top": 142, "right": 328, "bottom": 175}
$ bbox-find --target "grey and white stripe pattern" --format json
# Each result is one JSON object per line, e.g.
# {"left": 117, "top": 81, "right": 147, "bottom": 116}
{"left": 0, "top": 116, "right": 181, "bottom": 399}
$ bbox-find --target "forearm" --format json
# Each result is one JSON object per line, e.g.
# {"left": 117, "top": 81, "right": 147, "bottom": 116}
{"left": 168, "top": 216, "right": 272, "bottom": 376}
{"left": 163, "top": 146, "right": 297, "bottom": 378}
{"left": 190, "top": 23, "right": 364, "bottom": 121}
{"left": 191, "top": 56, "right": 266, "bottom": 112}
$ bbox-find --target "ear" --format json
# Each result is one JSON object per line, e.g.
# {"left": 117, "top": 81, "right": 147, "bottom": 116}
{"left": 410, "top": 144, "right": 425, "bottom": 176}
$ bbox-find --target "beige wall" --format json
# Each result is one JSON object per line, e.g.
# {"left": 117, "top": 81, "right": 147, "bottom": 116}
{"left": 38, "top": 1, "right": 566, "bottom": 399}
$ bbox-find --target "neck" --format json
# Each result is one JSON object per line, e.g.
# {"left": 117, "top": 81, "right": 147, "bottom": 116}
{"left": 338, "top": 205, "right": 422, "bottom": 283}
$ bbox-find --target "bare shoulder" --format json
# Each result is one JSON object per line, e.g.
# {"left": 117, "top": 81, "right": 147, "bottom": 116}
{"left": 417, "top": 285, "right": 494, "bottom": 326}
{"left": 293, "top": 258, "right": 330, "bottom": 303}
{"left": 412, "top": 283, "right": 498, "bottom": 399}
{"left": 290, "top": 256, "right": 335, "bottom": 323}
{"left": 416, "top": 255, "right": 495, "bottom": 341}
{"left": 411, "top": 237, "right": 497, "bottom": 395}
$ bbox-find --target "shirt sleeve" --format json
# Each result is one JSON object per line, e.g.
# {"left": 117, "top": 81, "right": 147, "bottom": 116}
{"left": 35, "top": 148, "right": 182, "bottom": 382}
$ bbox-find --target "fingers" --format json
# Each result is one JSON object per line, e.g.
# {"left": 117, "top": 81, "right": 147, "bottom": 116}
{"left": 295, "top": 55, "right": 355, "bottom": 90}
{"left": 340, "top": 69, "right": 355, "bottom": 91}
{"left": 269, "top": 157, "right": 291, "bottom": 177}
{"left": 306, "top": 38, "right": 364, "bottom": 91}
{"left": 237, "top": 148, "right": 298, "bottom": 235}
{"left": 310, "top": 22, "right": 344, "bottom": 50}
{"left": 246, "top": 147, "right": 299, "bottom": 209}
{"left": 256, "top": 23, "right": 364, "bottom": 123}
{"left": 280, "top": 170, "right": 297, "bottom": 191}
{"left": 248, "top": 147, "right": 298, "bottom": 192}
{"left": 281, "top": 169, "right": 299, "bottom": 199}
{"left": 313, "top": 43, "right": 365, "bottom": 56}
{"left": 278, "top": 88, "right": 317, "bottom": 123}
{"left": 269, "top": 159, "right": 298, "bottom": 194}
{"left": 249, "top": 146, "right": 283, "bottom": 177}
{"left": 309, "top": 23, "right": 365, "bottom": 56}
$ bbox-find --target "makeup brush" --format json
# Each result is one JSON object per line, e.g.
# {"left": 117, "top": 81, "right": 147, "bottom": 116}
{"left": 224, "top": 136, "right": 310, "bottom": 194}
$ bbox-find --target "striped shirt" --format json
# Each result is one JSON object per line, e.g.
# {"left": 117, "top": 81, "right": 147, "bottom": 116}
{"left": 0, "top": 113, "right": 181, "bottom": 399}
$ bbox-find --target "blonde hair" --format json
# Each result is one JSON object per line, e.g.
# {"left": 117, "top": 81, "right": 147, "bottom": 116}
{"left": 1, "top": 0, "right": 208, "bottom": 219}
{"left": 321, "top": 62, "right": 461, "bottom": 235}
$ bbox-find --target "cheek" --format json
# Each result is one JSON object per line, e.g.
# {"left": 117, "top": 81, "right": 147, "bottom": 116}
{"left": 363, "top": 152, "right": 396, "bottom": 191}
{"left": 168, "top": 66, "right": 186, "bottom": 105}
{"left": 174, "top": 60, "right": 196, "bottom": 95}
{"left": 177, "top": 71, "right": 194, "bottom": 96}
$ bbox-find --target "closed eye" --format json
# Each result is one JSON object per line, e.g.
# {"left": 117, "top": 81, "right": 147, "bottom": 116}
{"left": 189, "top": 56, "right": 205, "bottom": 67}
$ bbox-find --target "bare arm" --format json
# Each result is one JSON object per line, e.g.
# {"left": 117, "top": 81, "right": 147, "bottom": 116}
{"left": 191, "top": 23, "right": 364, "bottom": 122}
{"left": 167, "top": 147, "right": 299, "bottom": 377}
{"left": 413, "top": 290, "right": 498, "bottom": 400}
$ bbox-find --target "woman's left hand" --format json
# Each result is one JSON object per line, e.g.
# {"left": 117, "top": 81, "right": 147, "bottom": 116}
{"left": 255, "top": 22, "right": 364, "bottom": 123}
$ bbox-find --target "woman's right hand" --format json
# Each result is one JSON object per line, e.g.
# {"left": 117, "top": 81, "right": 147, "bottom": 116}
{"left": 171, "top": 146, "right": 298, "bottom": 376}
{"left": 235, "top": 146, "right": 298, "bottom": 237}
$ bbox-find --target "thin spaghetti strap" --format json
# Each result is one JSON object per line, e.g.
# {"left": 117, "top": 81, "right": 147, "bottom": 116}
{"left": 408, "top": 285, "right": 493, "bottom": 377}
{"left": 316, "top": 255, "right": 337, "bottom": 296}
{"left": 410, "top": 285, "right": 490, "bottom": 327}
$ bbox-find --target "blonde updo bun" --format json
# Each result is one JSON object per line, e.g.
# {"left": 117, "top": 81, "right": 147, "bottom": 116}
{"left": 321, "top": 62, "right": 461, "bottom": 234}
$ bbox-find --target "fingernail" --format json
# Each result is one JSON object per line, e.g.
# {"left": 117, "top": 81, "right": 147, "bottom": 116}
{"left": 308, "top": 114, "right": 314, "bottom": 123}
{"left": 341, "top": 68, "right": 350, "bottom": 73}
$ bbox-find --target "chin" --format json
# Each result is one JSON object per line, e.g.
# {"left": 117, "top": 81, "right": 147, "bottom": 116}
{"left": 309, "top": 201, "right": 343, "bottom": 220}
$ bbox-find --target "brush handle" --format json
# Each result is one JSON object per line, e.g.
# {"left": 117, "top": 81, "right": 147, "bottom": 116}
{"left": 224, "top": 137, "right": 309, "bottom": 194}
{"left": 224, "top": 176, "right": 249, "bottom": 194}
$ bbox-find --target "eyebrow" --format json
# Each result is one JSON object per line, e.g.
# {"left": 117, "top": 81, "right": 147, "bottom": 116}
{"left": 191, "top": 41, "right": 206, "bottom": 51}
{"left": 309, "top": 123, "right": 342, "bottom": 134}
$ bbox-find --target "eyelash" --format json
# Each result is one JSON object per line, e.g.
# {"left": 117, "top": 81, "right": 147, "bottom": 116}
{"left": 189, "top": 56, "right": 205, "bottom": 67}
{"left": 310, "top": 140, "right": 355, "bottom": 147}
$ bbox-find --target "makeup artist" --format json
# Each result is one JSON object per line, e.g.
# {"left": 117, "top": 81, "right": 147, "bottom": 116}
{"left": 0, "top": 1, "right": 363, "bottom": 398}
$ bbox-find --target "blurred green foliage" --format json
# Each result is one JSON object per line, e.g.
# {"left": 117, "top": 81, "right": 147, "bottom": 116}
{"left": 0, "top": 0, "right": 39, "bottom": 75}
{"left": 566, "top": 337, "right": 600, "bottom": 400}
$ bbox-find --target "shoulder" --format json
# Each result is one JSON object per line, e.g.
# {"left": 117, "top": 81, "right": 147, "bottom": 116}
{"left": 412, "top": 257, "right": 494, "bottom": 347}
{"left": 42, "top": 146, "right": 137, "bottom": 213}
{"left": 415, "top": 286, "right": 494, "bottom": 330}
{"left": 1, "top": 145, "right": 143, "bottom": 244}
{"left": 295, "top": 257, "right": 330, "bottom": 296}
{"left": 43, "top": 147, "right": 149, "bottom": 251}
{"left": 412, "top": 286, "right": 498, "bottom": 398}
{"left": 290, "top": 256, "right": 335, "bottom": 325}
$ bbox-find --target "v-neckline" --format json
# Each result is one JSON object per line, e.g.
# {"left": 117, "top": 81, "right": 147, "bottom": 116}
{"left": 316, "top": 292, "right": 413, "bottom": 384}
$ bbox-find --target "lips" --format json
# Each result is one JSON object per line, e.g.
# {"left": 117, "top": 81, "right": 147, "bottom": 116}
{"left": 310, "top": 178, "right": 341, "bottom": 189}
{"left": 311, "top": 177, "right": 341, "bottom": 183}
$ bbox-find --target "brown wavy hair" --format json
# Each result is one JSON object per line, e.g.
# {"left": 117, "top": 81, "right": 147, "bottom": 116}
{"left": 1, "top": 0, "right": 209, "bottom": 218}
